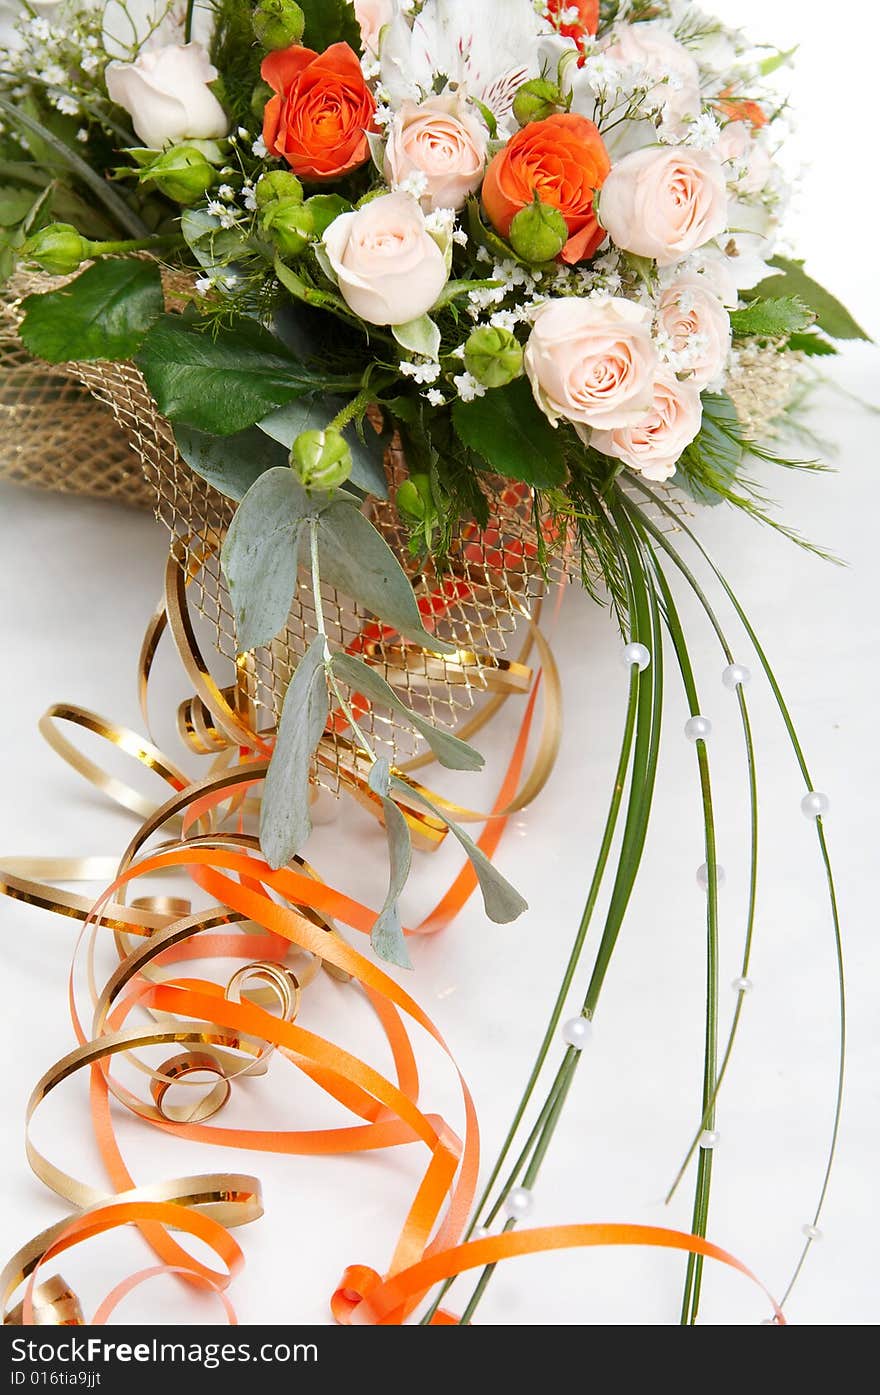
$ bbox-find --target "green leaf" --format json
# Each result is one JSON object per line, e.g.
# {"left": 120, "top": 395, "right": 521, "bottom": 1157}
{"left": 729, "top": 296, "right": 815, "bottom": 339}
{"left": 173, "top": 424, "right": 290, "bottom": 500}
{"left": 392, "top": 315, "right": 441, "bottom": 359}
{"left": 221, "top": 466, "right": 320, "bottom": 653}
{"left": 0, "top": 187, "right": 37, "bottom": 226}
{"left": 135, "top": 315, "right": 358, "bottom": 435}
{"left": 431, "top": 278, "right": 503, "bottom": 312}
{"left": 305, "top": 194, "right": 353, "bottom": 237}
{"left": 297, "top": 0, "right": 361, "bottom": 50}
{"left": 391, "top": 777, "right": 528, "bottom": 924}
{"left": 677, "top": 392, "right": 744, "bottom": 506}
{"left": 367, "top": 759, "right": 413, "bottom": 969}
{"left": 787, "top": 331, "right": 838, "bottom": 358}
{"left": 317, "top": 500, "right": 455, "bottom": 654}
{"left": 332, "top": 652, "right": 484, "bottom": 771}
{"left": 274, "top": 254, "right": 353, "bottom": 316}
{"left": 759, "top": 45, "right": 798, "bottom": 75}
{"left": 260, "top": 637, "right": 329, "bottom": 869}
{"left": 750, "top": 257, "right": 870, "bottom": 341}
{"left": 453, "top": 377, "right": 568, "bottom": 488}
{"left": 18, "top": 259, "right": 164, "bottom": 364}
{"left": 180, "top": 207, "right": 248, "bottom": 271}
{"left": 258, "top": 396, "right": 390, "bottom": 497}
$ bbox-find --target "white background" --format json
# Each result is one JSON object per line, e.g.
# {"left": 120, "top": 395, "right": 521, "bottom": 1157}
{"left": 0, "top": 0, "right": 878, "bottom": 1327}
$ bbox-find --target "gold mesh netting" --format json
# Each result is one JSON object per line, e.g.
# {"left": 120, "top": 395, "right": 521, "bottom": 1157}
{"left": 0, "top": 270, "right": 562, "bottom": 788}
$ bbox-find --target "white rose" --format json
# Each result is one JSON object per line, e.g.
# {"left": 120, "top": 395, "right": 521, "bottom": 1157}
{"left": 323, "top": 192, "right": 450, "bottom": 327}
{"left": 384, "top": 94, "right": 487, "bottom": 212}
{"left": 599, "top": 146, "right": 728, "bottom": 267}
{"left": 603, "top": 21, "right": 702, "bottom": 138}
{"left": 355, "top": 0, "right": 395, "bottom": 55}
{"left": 105, "top": 42, "right": 228, "bottom": 151}
{"left": 524, "top": 296, "right": 658, "bottom": 430}
{"left": 589, "top": 370, "right": 703, "bottom": 481}
{"left": 655, "top": 277, "right": 731, "bottom": 387}
{"left": 717, "top": 121, "right": 773, "bottom": 196}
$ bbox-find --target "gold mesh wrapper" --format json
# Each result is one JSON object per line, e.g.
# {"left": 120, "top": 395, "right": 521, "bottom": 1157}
{"left": 0, "top": 272, "right": 560, "bottom": 788}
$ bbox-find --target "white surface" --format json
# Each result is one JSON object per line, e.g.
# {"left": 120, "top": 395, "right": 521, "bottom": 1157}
{"left": 1, "top": 0, "right": 879, "bottom": 1327}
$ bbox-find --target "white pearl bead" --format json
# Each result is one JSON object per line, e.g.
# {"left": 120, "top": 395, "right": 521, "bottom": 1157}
{"left": 732, "top": 976, "right": 753, "bottom": 994}
{"left": 504, "top": 1187, "right": 535, "bottom": 1221}
{"left": 562, "top": 1017, "right": 592, "bottom": 1050}
{"left": 802, "top": 1224, "right": 823, "bottom": 1241}
{"left": 722, "top": 663, "right": 752, "bottom": 690}
{"left": 622, "top": 642, "right": 651, "bottom": 672}
{"left": 696, "top": 863, "right": 726, "bottom": 891}
{"left": 699, "top": 1130, "right": 720, "bottom": 1149}
{"left": 684, "top": 715, "right": 712, "bottom": 743}
{"left": 801, "top": 791, "right": 830, "bottom": 819}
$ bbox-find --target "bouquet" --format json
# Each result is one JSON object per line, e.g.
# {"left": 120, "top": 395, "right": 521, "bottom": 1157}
{"left": 0, "top": 0, "right": 866, "bottom": 1328}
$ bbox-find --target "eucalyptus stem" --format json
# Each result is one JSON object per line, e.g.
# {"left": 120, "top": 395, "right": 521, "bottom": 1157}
{"left": 308, "top": 519, "right": 379, "bottom": 763}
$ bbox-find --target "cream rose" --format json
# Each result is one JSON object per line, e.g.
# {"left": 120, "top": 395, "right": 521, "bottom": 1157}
{"left": 589, "top": 370, "right": 703, "bottom": 481}
{"left": 355, "top": 0, "right": 394, "bottom": 55}
{"left": 717, "top": 120, "right": 773, "bottom": 196}
{"left": 656, "top": 277, "right": 731, "bottom": 387}
{"left": 105, "top": 42, "right": 228, "bottom": 151}
{"left": 603, "top": 21, "right": 702, "bottom": 137}
{"left": 599, "top": 146, "right": 728, "bottom": 266}
{"left": 323, "top": 192, "right": 449, "bottom": 327}
{"left": 384, "top": 94, "right": 487, "bottom": 212}
{"left": 524, "top": 296, "right": 658, "bottom": 430}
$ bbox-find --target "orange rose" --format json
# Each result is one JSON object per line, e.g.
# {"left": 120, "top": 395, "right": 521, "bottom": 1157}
{"left": 261, "top": 42, "right": 377, "bottom": 182}
{"left": 482, "top": 113, "right": 610, "bottom": 265}
{"left": 546, "top": 0, "right": 599, "bottom": 45}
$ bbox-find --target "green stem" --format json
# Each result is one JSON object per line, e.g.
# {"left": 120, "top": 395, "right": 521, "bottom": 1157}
{"left": 328, "top": 385, "right": 374, "bottom": 435}
{"left": 184, "top": 0, "right": 197, "bottom": 44}
{"left": 87, "top": 233, "right": 184, "bottom": 256}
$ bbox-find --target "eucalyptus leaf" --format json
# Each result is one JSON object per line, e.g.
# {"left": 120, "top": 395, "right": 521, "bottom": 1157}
{"left": 260, "top": 637, "right": 329, "bottom": 869}
{"left": 19, "top": 259, "right": 164, "bottom": 363}
{"left": 136, "top": 315, "right": 361, "bottom": 434}
{"left": 180, "top": 207, "right": 248, "bottom": 271}
{"left": 367, "top": 759, "right": 413, "bottom": 969}
{"left": 452, "top": 377, "right": 568, "bottom": 488}
{"left": 391, "top": 778, "right": 528, "bottom": 924}
{"left": 258, "top": 396, "right": 390, "bottom": 497}
{"left": 332, "top": 652, "right": 484, "bottom": 771}
{"left": 173, "top": 424, "right": 290, "bottom": 501}
{"left": 392, "top": 315, "right": 441, "bottom": 360}
{"left": 317, "top": 502, "right": 455, "bottom": 654}
{"left": 221, "top": 466, "right": 320, "bottom": 653}
{"left": 0, "top": 187, "right": 36, "bottom": 226}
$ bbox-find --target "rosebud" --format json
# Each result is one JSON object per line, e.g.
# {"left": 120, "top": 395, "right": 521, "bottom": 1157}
{"left": 291, "top": 429, "right": 352, "bottom": 492}
{"left": 464, "top": 325, "right": 524, "bottom": 389}
{"left": 255, "top": 170, "right": 304, "bottom": 209}
{"left": 261, "top": 199, "right": 314, "bottom": 257}
{"left": 20, "top": 223, "right": 89, "bottom": 275}
{"left": 396, "top": 474, "right": 434, "bottom": 523}
{"left": 509, "top": 196, "right": 568, "bottom": 263}
{"left": 513, "top": 78, "right": 564, "bottom": 127}
{"left": 252, "top": 0, "right": 305, "bottom": 50}
{"left": 139, "top": 145, "right": 216, "bottom": 205}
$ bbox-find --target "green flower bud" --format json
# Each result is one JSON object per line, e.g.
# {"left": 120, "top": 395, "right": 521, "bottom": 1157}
{"left": 513, "top": 78, "right": 564, "bottom": 127}
{"left": 20, "top": 222, "right": 89, "bottom": 275}
{"left": 291, "top": 428, "right": 352, "bottom": 492}
{"left": 396, "top": 474, "right": 434, "bottom": 523}
{"left": 251, "top": 80, "right": 275, "bottom": 120}
{"left": 255, "top": 170, "right": 304, "bottom": 209}
{"left": 140, "top": 145, "right": 216, "bottom": 205}
{"left": 253, "top": 0, "right": 305, "bottom": 50}
{"left": 464, "top": 325, "right": 524, "bottom": 389}
{"left": 261, "top": 199, "right": 315, "bottom": 257}
{"left": 509, "top": 196, "right": 568, "bottom": 263}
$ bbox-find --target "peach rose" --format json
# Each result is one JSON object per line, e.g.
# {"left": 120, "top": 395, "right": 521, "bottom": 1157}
{"left": 603, "top": 21, "right": 702, "bottom": 137}
{"left": 599, "top": 146, "right": 728, "bottom": 266}
{"left": 482, "top": 113, "right": 611, "bottom": 265}
{"left": 384, "top": 94, "right": 487, "bottom": 212}
{"left": 323, "top": 192, "right": 449, "bottom": 326}
{"left": 524, "top": 296, "right": 658, "bottom": 430}
{"left": 589, "top": 369, "right": 703, "bottom": 481}
{"left": 656, "top": 276, "right": 731, "bottom": 387}
{"left": 355, "top": 0, "right": 394, "bottom": 55}
{"left": 261, "top": 43, "right": 376, "bottom": 182}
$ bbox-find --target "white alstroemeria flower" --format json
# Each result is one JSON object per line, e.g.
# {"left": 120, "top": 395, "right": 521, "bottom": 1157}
{"left": 380, "top": 0, "right": 565, "bottom": 129}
